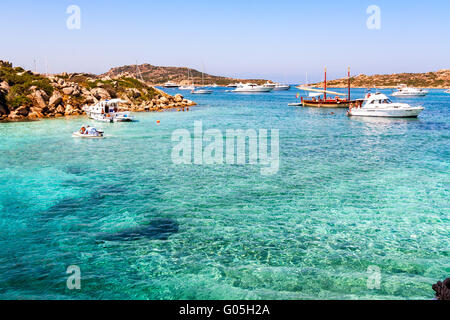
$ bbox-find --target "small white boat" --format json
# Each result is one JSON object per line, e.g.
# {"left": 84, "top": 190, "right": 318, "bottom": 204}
{"left": 191, "top": 88, "right": 212, "bottom": 94}
{"left": 392, "top": 84, "right": 428, "bottom": 97}
{"left": 273, "top": 84, "right": 291, "bottom": 91}
{"left": 162, "top": 81, "right": 179, "bottom": 88}
{"left": 227, "top": 83, "right": 239, "bottom": 88}
{"left": 83, "top": 99, "right": 135, "bottom": 123}
{"left": 180, "top": 85, "right": 195, "bottom": 90}
{"left": 73, "top": 127, "right": 104, "bottom": 138}
{"left": 348, "top": 93, "right": 424, "bottom": 118}
{"left": 445, "top": 89, "right": 450, "bottom": 94}
{"left": 288, "top": 102, "right": 302, "bottom": 106}
{"left": 233, "top": 83, "right": 273, "bottom": 93}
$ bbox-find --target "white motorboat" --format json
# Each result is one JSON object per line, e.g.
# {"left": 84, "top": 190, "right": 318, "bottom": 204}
{"left": 180, "top": 85, "right": 195, "bottom": 90}
{"left": 263, "top": 81, "right": 276, "bottom": 89}
{"left": 233, "top": 83, "right": 273, "bottom": 93}
{"left": 445, "top": 89, "right": 450, "bottom": 94}
{"left": 73, "top": 126, "right": 104, "bottom": 138}
{"left": 273, "top": 84, "right": 291, "bottom": 91}
{"left": 347, "top": 93, "right": 424, "bottom": 118}
{"left": 191, "top": 88, "right": 212, "bottom": 94}
{"left": 163, "top": 81, "right": 179, "bottom": 88}
{"left": 226, "top": 83, "right": 239, "bottom": 88}
{"left": 392, "top": 84, "right": 428, "bottom": 97}
{"left": 83, "top": 99, "right": 135, "bottom": 123}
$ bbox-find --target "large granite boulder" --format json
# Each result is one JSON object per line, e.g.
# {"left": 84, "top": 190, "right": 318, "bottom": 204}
{"left": 62, "top": 87, "right": 75, "bottom": 95}
{"left": 90, "top": 87, "right": 111, "bottom": 100}
{"left": 49, "top": 91, "right": 63, "bottom": 108}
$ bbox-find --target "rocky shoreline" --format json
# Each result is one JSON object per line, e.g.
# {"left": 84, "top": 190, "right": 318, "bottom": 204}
{"left": 0, "top": 61, "right": 196, "bottom": 122}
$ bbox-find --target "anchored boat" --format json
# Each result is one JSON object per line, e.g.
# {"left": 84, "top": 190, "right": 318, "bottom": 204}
{"left": 233, "top": 83, "right": 273, "bottom": 93}
{"left": 392, "top": 84, "right": 428, "bottom": 97}
{"left": 296, "top": 67, "right": 356, "bottom": 108}
{"left": 73, "top": 126, "right": 104, "bottom": 138}
{"left": 83, "top": 99, "right": 135, "bottom": 123}
{"left": 347, "top": 92, "right": 424, "bottom": 118}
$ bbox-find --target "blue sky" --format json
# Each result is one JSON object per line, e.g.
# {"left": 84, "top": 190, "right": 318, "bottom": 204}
{"left": 1, "top": 0, "right": 449, "bottom": 82}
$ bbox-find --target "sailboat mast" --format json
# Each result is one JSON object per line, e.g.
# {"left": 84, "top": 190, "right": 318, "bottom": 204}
{"left": 324, "top": 67, "right": 327, "bottom": 100}
{"left": 348, "top": 67, "right": 351, "bottom": 101}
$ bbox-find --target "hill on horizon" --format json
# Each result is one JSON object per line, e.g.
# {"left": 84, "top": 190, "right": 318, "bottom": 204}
{"left": 100, "top": 63, "right": 269, "bottom": 86}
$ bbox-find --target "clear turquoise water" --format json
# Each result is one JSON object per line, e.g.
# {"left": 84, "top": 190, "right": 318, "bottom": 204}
{"left": 0, "top": 88, "right": 448, "bottom": 300}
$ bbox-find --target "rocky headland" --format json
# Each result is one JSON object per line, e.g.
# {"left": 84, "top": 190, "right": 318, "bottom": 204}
{"left": 0, "top": 60, "right": 196, "bottom": 122}
{"left": 313, "top": 69, "right": 450, "bottom": 89}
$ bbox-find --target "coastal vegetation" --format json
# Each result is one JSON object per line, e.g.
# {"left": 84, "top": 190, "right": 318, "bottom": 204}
{"left": 0, "top": 60, "right": 196, "bottom": 121}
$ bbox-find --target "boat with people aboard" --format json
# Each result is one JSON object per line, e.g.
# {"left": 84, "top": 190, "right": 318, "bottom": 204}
{"left": 72, "top": 126, "right": 104, "bottom": 138}
{"left": 392, "top": 84, "right": 428, "bottom": 97}
{"left": 347, "top": 92, "right": 424, "bottom": 118}
{"left": 233, "top": 83, "right": 273, "bottom": 93}
{"left": 83, "top": 99, "right": 135, "bottom": 123}
{"left": 162, "top": 81, "right": 179, "bottom": 88}
{"left": 296, "top": 67, "right": 357, "bottom": 108}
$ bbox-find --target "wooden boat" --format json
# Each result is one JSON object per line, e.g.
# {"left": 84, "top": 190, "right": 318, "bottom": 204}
{"left": 296, "top": 67, "right": 357, "bottom": 108}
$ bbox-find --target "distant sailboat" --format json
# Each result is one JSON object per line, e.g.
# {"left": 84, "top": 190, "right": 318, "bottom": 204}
{"left": 191, "top": 64, "right": 212, "bottom": 94}
{"left": 180, "top": 68, "right": 195, "bottom": 90}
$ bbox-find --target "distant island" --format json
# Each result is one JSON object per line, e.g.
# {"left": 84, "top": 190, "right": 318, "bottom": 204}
{"left": 102, "top": 64, "right": 269, "bottom": 86}
{"left": 312, "top": 69, "right": 450, "bottom": 89}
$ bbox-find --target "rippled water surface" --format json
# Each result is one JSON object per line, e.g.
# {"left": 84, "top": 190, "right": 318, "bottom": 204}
{"left": 0, "top": 88, "right": 448, "bottom": 299}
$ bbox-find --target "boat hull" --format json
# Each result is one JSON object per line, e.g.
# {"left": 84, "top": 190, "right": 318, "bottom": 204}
{"left": 392, "top": 93, "right": 427, "bottom": 97}
{"left": 348, "top": 107, "right": 424, "bottom": 118}
{"left": 72, "top": 132, "right": 104, "bottom": 138}
{"left": 191, "top": 90, "right": 212, "bottom": 94}
{"left": 273, "top": 85, "right": 291, "bottom": 91}
{"left": 234, "top": 87, "right": 273, "bottom": 93}
{"left": 302, "top": 99, "right": 356, "bottom": 108}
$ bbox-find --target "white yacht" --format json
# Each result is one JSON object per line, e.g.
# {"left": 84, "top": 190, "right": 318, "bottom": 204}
{"left": 233, "top": 83, "right": 273, "bottom": 93}
{"left": 273, "top": 84, "right": 291, "bottom": 91}
{"left": 347, "top": 93, "right": 424, "bottom": 118}
{"left": 179, "top": 85, "right": 195, "bottom": 90}
{"left": 445, "top": 89, "right": 450, "bottom": 94}
{"left": 163, "top": 81, "right": 179, "bottom": 88}
{"left": 263, "top": 81, "right": 276, "bottom": 89}
{"left": 191, "top": 88, "right": 212, "bottom": 94}
{"left": 392, "top": 84, "right": 428, "bottom": 97}
{"left": 83, "top": 99, "right": 135, "bottom": 123}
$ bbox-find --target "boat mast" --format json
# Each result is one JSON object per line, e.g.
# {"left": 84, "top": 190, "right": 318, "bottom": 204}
{"left": 348, "top": 67, "right": 351, "bottom": 101}
{"left": 324, "top": 67, "right": 327, "bottom": 100}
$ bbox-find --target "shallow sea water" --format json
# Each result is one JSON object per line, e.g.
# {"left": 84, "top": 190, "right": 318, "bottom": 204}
{"left": 0, "top": 88, "right": 448, "bottom": 299}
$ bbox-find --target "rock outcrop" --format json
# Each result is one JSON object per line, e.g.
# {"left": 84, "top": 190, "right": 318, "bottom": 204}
{"left": 0, "top": 61, "right": 197, "bottom": 122}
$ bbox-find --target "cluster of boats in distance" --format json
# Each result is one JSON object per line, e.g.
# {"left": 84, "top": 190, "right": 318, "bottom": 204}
{"left": 163, "top": 80, "right": 290, "bottom": 94}
{"left": 72, "top": 68, "right": 450, "bottom": 138}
